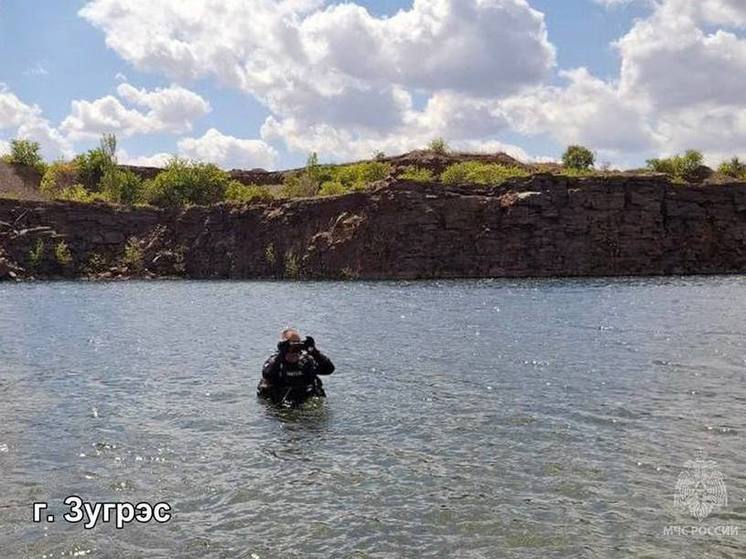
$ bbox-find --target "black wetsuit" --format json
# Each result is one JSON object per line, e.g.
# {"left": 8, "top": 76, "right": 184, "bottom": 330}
{"left": 257, "top": 349, "right": 335, "bottom": 404}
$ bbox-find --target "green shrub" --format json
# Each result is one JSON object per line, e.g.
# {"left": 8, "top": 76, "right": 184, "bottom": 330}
{"left": 56, "top": 184, "right": 99, "bottom": 203}
{"left": 718, "top": 157, "right": 746, "bottom": 179}
{"left": 373, "top": 151, "right": 386, "bottom": 161}
{"left": 646, "top": 150, "right": 704, "bottom": 183}
{"left": 73, "top": 149, "right": 110, "bottom": 191}
{"left": 72, "top": 133, "right": 119, "bottom": 191}
{"left": 280, "top": 153, "right": 324, "bottom": 198}
{"left": 100, "top": 168, "right": 144, "bottom": 205}
{"left": 560, "top": 167, "right": 596, "bottom": 177}
{"left": 280, "top": 173, "right": 321, "bottom": 198}
{"left": 331, "top": 161, "right": 392, "bottom": 190}
{"left": 318, "top": 181, "right": 348, "bottom": 197}
{"left": 143, "top": 157, "right": 232, "bottom": 208}
{"left": 28, "top": 239, "right": 45, "bottom": 270}
{"left": 54, "top": 241, "right": 73, "bottom": 266}
{"left": 4, "top": 139, "right": 46, "bottom": 173}
{"left": 441, "top": 162, "right": 529, "bottom": 185}
{"left": 40, "top": 161, "right": 80, "bottom": 197}
{"left": 123, "top": 238, "right": 144, "bottom": 271}
{"left": 562, "top": 145, "right": 595, "bottom": 170}
{"left": 280, "top": 154, "right": 391, "bottom": 198}
{"left": 427, "top": 137, "right": 450, "bottom": 155}
{"left": 399, "top": 166, "right": 435, "bottom": 182}
{"left": 225, "top": 181, "right": 273, "bottom": 203}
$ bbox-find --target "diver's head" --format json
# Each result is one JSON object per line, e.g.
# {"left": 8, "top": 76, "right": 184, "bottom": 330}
{"left": 281, "top": 327, "right": 303, "bottom": 364}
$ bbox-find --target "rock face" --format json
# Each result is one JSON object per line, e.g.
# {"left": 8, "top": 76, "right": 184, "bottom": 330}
{"left": 1, "top": 174, "right": 746, "bottom": 281}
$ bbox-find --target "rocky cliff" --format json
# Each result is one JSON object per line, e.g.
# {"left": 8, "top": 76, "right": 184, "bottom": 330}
{"left": 2, "top": 174, "right": 746, "bottom": 281}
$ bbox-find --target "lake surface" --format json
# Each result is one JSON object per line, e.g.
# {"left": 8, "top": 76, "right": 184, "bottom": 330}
{"left": 0, "top": 278, "right": 744, "bottom": 558}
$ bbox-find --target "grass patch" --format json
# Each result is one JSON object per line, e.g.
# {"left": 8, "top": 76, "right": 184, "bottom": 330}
{"left": 225, "top": 182, "right": 273, "bottom": 204}
{"left": 399, "top": 166, "right": 435, "bottom": 182}
{"left": 441, "top": 162, "right": 529, "bottom": 185}
{"left": 282, "top": 159, "right": 392, "bottom": 198}
{"left": 318, "top": 181, "right": 347, "bottom": 197}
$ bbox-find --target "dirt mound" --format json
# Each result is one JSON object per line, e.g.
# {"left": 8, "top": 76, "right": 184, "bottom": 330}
{"left": 0, "top": 162, "right": 44, "bottom": 201}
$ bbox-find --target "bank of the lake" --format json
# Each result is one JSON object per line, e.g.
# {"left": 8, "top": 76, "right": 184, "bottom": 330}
{"left": 2, "top": 175, "right": 746, "bottom": 282}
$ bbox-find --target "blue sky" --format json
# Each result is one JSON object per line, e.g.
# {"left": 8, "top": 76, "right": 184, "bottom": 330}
{"left": 1, "top": 0, "right": 744, "bottom": 169}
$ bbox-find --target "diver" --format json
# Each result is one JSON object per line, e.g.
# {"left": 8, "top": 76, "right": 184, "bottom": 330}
{"left": 257, "top": 328, "right": 335, "bottom": 406}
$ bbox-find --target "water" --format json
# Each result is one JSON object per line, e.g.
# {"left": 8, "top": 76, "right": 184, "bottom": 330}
{"left": 0, "top": 278, "right": 744, "bottom": 558}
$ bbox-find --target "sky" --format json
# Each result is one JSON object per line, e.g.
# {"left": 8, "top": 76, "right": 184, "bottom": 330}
{"left": 1, "top": 0, "right": 745, "bottom": 170}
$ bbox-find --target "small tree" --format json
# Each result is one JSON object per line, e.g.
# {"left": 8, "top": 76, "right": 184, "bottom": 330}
{"left": 280, "top": 152, "right": 323, "bottom": 198}
{"left": 73, "top": 133, "right": 119, "bottom": 191}
{"left": 5, "top": 139, "right": 45, "bottom": 172}
{"left": 427, "top": 137, "right": 450, "bottom": 155}
{"left": 562, "top": 145, "right": 595, "bottom": 170}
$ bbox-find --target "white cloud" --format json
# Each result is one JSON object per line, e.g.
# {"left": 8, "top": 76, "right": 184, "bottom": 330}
{"left": 0, "top": 139, "right": 9, "bottom": 156}
{"left": 61, "top": 83, "right": 210, "bottom": 140}
{"left": 80, "top": 0, "right": 554, "bottom": 98}
{"left": 117, "top": 83, "right": 211, "bottom": 132}
{"left": 77, "top": 0, "right": 746, "bottom": 166}
{"left": 616, "top": 4, "right": 746, "bottom": 110}
{"left": 300, "top": 0, "right": 554, "bottom": 97}
{"left": 261, "top": 112, "right": 527, "bottom": 163}
{"left": 0, "top": 85, "right": 39, "bottom": 129}
{"left": 118, "top": 150, "right": 173, "bottom": 168}
{"left": 607, "top": 0, "right": 746, "bottom": 160}
{"left": 499, "top": 0, "right": 746, "bottom": 163}
{"left": 0, "top": 85, "right": 72, "bottom": 159}
{"left": 178, "top": 128, "right": 278, "bottom": 170}
{"left": 120, "top": 128, "right": 279, "bottom": 170}
{"left": 80, "top": 0, "right": 555, "bottom": 159}
{"left": 501, "top": 68, "right": 657, "bottom": 155}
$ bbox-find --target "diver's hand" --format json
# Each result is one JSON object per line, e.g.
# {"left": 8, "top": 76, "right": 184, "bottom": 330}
{"left": 303, "top": 336, "right": 317, "bottom": 352}
{"left": 277, "top": 340, "right": 290, "bottom": 354}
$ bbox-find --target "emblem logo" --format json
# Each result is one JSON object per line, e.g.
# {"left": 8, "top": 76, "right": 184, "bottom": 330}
{"left": 674, "top": 454, "right": 727, "bottom": 521}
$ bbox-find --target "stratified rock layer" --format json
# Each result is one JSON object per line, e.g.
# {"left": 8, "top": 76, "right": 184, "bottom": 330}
{"left": 1, "top": 175, "right": 746, "bottom": 281}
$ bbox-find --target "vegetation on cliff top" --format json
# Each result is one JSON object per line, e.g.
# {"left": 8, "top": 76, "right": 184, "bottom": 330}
{"left": 3, "top": 134, "right": 745, "bottom": 209}
{"left": 2, "top": 139, "right": 47, "bottom": 174}
{"left": 646, "top": 150, "right": 705, "bottom": 183}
